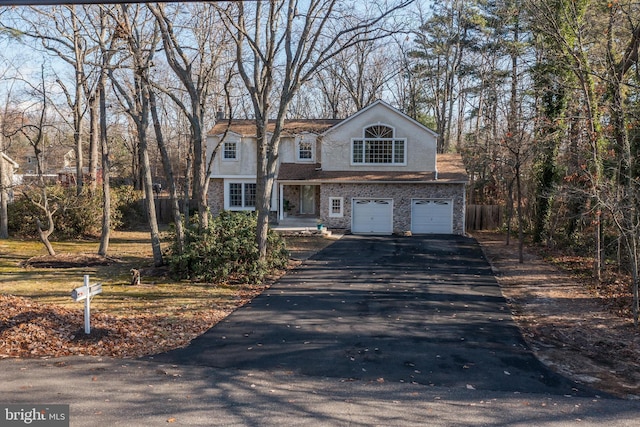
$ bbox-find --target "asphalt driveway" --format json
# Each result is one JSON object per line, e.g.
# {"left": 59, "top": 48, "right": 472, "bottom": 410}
{"left": 153, "top": 235, "right": 598, "bottom": 397}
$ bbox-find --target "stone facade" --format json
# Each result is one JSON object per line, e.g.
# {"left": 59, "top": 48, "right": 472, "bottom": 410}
{"left": 319, "top": 182, "right": 466, "bottom": 235}
{"left": 282, "top": 185, "right": 320, "bottom": 216}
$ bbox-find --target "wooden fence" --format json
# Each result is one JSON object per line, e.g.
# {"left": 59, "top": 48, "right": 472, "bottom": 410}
{"left": 148, "top": 198, "right": 195, "bottom": 224}
{"left": 466, "top": 205, "right": 502, "bottom": 231}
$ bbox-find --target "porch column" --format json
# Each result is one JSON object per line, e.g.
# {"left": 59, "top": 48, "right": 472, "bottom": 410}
{"left": 279, "top": 183, "right": 284, "bottom": 221}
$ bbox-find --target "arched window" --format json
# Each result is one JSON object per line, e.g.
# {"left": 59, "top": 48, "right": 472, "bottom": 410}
{"left": 352, "top": 124, "right": 406, "bottom": 165}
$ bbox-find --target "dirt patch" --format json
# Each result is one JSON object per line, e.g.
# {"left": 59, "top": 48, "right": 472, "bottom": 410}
{"left": 21, "top": 253, "right": 117, "bottom": 268}
{"left": 474, "top": 231, "right": 640, "bottom": 399}
{"left": 283, "top": 234, "right": 339, "bottom": 260}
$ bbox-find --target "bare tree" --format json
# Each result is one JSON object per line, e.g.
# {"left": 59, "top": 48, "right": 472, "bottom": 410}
{"left": 108, "top": 4, "right": 163, "bottom": 266}
{"left": 90, "top": 5, "right": 118, "bottom": 256}
{"left": 7, "top": 6, "right": 101, "bottom": 195}
{"left": 148, "top": 2, "right": 230, "bottom": 232}
{"left": 219, "top": 0, "right": 413, "bottom": 259}
{"left": 18, "top": 66, "right": 57, "bottom": 255}
{"left": 601, "top": 1, "right": 640, "bottom": 325}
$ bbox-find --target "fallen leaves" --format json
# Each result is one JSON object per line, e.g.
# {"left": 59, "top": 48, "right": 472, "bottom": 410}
{"left": 0, "top": 294, "right": 228, "bottom": 359}
{"left": 475, "top": 231, "right": 640, "bottom": 398}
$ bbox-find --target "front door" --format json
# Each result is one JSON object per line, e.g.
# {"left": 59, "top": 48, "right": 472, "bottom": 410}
{"left": 300, "top": 185, "right": 315, "bottom": 215}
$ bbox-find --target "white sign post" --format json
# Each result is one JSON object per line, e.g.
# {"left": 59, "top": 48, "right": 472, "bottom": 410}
{"left": 71, "top": 274, "right": 103, "bottom": 334}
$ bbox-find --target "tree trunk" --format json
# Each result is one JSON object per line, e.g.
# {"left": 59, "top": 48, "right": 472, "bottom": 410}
{"left": 88, "top": 94, "right": 100, "bottom": 195}
{"left": 0, "top": 131, "right": 8, "bottom": 239}
{"left": 98, "top": 71, "right": 111, "bottom": 257}
{"left": 183, "top": 147, "right": 192, "bottom": 226}
{"left": 140, "top": 129, "right": 163, "bottom": 266}
{"left": 506, "top": 178, "right": 514, "bottom": 246}
{"left": 255, "top": 124, "right": 271, "bottom": 260}
{"left": 516, "top": 162, "right": 524, "bottom": 264}
{"left": 36, "top": 218, "right": 55, "bottom": 256}
{"left": 149, "top": 88, "right": 185, "bottom": 254}
{"left": 34, "top": 187, "right": 56, "bottom": 256}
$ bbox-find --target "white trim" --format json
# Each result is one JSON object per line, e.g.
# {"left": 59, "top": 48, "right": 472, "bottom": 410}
{"left": 211, "top": 175, "right": 256, "bottom": 179}
{"left": 1, "top": 153, "right": 19, "bottom": 169}
{"left": 328, "top": 197, "right": 344, "bottom": 217}
{"left": 350, "top": 137, "right": 407, "bottom": 166}
{"left": 321, "top": 100, "right": 439, "bottom": 138}
{"left": 410, "top": 198, "right": 453, "bottom": 234}
{"left": 221, "top": 140, "right": 239, "bottom": 162}
{"left": 224, "top": 179, "right": 256, "bottom": 211}
{"left": 351, "top": 198, "right": 393, "bottom": 234}
{"left": 295, "top": 136, "right": 315, "bottom": 163}
{"left": 279, "top": 183, "right": 284, "bottom": 220}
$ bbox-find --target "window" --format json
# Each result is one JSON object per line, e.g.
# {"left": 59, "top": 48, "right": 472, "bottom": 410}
{"left": 296, "top": 138, "right": 314, "bottom": 162}
{"left": 228, "top": 182, "right": 256, "bottom": 209}
{"left": 329, "top": 197, "right": 343, "bottom": 217}
{"left": 352, "top": 124, "right": 406, "bottom": 165}
{"left": 223, "top": 141, "right": 237, "bottom": 160}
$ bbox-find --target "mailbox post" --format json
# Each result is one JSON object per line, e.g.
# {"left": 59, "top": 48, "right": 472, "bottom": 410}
{"left": 71, "top": 274, "right": 102, "bottom": 334}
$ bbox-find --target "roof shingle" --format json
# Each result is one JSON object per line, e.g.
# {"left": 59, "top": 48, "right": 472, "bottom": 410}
{"left": 277, "top": 154, "right": 467, "bottom": 183}
{"left": 209, "top": 119, "right": 342, "bottom": 137}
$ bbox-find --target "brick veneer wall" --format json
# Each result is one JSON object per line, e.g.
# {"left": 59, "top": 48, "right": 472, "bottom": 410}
{"left": 319, "top": 183, "right": 466, "bottom": 235}
{"left": 207, "top": 178, "right": 225, "bottom": 216}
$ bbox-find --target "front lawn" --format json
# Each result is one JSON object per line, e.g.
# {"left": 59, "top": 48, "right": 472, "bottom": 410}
{"left": 0, "top": 231, "right": 334, "bottom": 358}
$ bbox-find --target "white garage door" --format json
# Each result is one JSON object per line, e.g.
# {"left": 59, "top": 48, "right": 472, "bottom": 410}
{"left": 411, "top": 199, "right": 453, "bottom": 234}
{"left": 352, "top": 199, "right": 393, "bottom": 234}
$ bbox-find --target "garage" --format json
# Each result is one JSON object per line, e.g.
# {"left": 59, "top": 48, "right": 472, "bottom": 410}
{"left": 352, "top": 199, "right": 393, "bottom": 234}
{"left": 411, "top": 199, "right": 453, "bottom": 234}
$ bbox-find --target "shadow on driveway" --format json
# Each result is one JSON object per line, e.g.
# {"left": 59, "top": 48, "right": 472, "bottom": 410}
{"left": 151, "top": 235, "right": 601, "bottom": 397}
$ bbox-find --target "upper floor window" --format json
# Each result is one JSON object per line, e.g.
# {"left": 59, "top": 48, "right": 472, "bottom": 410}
{"left": 352, "top": 124, "right": 406, "bottom": 165}
{"left": 296, "top": 138, "right": 314, "bottom": 162}
{"left": 223, "top": 141, "right": 237, "bottom": 160}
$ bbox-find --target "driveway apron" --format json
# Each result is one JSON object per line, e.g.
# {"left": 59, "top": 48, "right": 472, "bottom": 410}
{"left": 153, "top": 235, "right": 597, "bottom": 396}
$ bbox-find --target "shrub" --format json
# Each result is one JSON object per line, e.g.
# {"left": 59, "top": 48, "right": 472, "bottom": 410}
{"left": 8, "top": 185, "right": 103, "bottom": 239}
{"left": 111, "top": 185, "right": 146, "bottom": 229}
{"left": 166, "top": 211, "right": 289, "bottom": 284}
{"left": 7, "top": 184, "right": 143, "bottom": 239}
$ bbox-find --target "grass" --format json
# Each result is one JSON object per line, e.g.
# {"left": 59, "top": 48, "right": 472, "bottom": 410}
{"left": 0, "top": 230, "right": 270, "bottom": 318}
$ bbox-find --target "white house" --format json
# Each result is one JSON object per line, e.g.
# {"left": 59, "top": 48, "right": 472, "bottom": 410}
{"left": 1, "top": 153, "right": 20, "bottom": 190}
{"left": 207, "top": 101, "right": 468, "bottom": 235}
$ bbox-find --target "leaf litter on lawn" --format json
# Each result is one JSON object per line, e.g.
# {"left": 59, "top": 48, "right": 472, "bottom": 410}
{"left": 1, "top": 232, "right": 335, "bottom": 359}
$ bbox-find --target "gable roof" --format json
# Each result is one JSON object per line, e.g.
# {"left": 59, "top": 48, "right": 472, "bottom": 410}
{"left": 277, "top": 153, "right": 467, "bottom": 183}
{"left": 321, "top": 100, "right": 439, "bottom": 138}
{"left": 1, "top": 153, "right": 19, "bottom": 169}
{"left": 209, "top": 119, "right": 342, "bottom": 137}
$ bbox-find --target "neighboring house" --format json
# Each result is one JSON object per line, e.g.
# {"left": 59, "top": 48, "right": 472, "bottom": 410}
{"left": 1, "top": 153, "right": 19, "bottom": 202}
{"left": 207, "top": 100, "right": 468, "bottom": 235}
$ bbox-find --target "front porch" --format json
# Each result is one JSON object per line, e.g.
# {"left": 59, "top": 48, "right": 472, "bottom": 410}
{"left": 277, "top": 183, "right": 320, "bottom": 221}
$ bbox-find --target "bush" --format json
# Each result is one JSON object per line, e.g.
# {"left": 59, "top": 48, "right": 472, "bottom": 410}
{"left": 8, "top": 185, "right": 103, "bottom": 239}
{"left": 7, "top": 184, "right": 145, "bottom": 239}
{"left": 111, "top": 185, "right": 146, "bottom": 229}
{"left": 166, "top": 211, "right": 289, "bottom": 284}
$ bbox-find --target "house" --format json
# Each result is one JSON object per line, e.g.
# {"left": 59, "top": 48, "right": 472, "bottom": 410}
{"left": 1, "top": 153, "right": 20, "bottom": 198}
{"left": 207, "top": 100, "right": 468, "bottom": 235}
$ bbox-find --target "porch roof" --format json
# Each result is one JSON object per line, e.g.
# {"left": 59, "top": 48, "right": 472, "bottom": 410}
{"left": 277, "top": 154, "right": 468, "bottom": 184}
